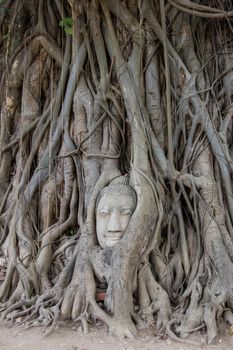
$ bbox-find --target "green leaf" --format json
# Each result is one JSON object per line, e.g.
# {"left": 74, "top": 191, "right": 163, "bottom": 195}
{"left": 64, "top": 26, "right": 73, "bottom": 35}
{"left": 59, "top": 17, "right": 74, "bottom": 35}
{"left": 60, "top": 17, "right": 73, "bottom": 27}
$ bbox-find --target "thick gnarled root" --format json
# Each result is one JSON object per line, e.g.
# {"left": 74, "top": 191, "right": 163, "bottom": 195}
{"left": 137, "top": 265, "right": 171, "bottom": 334}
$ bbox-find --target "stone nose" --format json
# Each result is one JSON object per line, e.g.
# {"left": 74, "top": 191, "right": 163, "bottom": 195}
{"left": 107, "top": 211, "right": 122, "bottom": 232}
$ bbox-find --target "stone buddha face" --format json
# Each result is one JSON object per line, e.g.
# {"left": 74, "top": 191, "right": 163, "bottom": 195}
{"left": 96, "top": 176, "right": 136, "bottom": 249}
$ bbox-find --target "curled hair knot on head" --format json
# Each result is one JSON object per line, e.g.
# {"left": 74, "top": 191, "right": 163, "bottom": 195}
{"left": 96, "top": 175, "right": 137, "bottom": 209}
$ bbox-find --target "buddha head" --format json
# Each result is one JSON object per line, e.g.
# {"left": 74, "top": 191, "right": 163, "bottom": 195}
{"left": 96, "top": 175, "right": 137, "bottom": 249}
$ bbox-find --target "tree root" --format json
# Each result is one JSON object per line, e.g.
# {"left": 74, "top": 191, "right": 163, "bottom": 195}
{"left": 166, "top": 320, "right": 201, "bottom": 347}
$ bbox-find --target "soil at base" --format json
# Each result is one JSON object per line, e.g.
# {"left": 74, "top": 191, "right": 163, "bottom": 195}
{"left": 0, "top": 321, "right": 233, "bottom": 350}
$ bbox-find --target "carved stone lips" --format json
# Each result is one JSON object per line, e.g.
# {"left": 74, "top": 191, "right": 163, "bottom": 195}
{"left": 105, "top": 232, "right": 123, "bottom": 241}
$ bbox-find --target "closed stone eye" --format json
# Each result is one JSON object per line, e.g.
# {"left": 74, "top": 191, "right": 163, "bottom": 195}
{"left": 99, "top": 210, "right": 110, "bottom": 216}
{"left": 121, "top": 209, "right": 132, "bottom": 215}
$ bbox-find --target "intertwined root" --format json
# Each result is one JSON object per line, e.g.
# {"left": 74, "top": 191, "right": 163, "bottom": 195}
{"left": 0, "top": 0, "right": 233, "bottom": 345}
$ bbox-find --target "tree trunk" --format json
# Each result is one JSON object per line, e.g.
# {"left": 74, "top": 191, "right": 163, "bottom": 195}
{"left": 0, "top": 0, "right": 232, "bottom": 345}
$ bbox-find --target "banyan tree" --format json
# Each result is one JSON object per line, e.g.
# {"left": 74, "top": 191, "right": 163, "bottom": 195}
{"left": 0, "top": 0, "right": 233, "bottom": 345}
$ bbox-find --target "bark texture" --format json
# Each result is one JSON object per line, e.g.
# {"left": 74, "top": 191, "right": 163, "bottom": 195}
{"left": 0, "top": 0, "right": 233, "bottom": 345}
